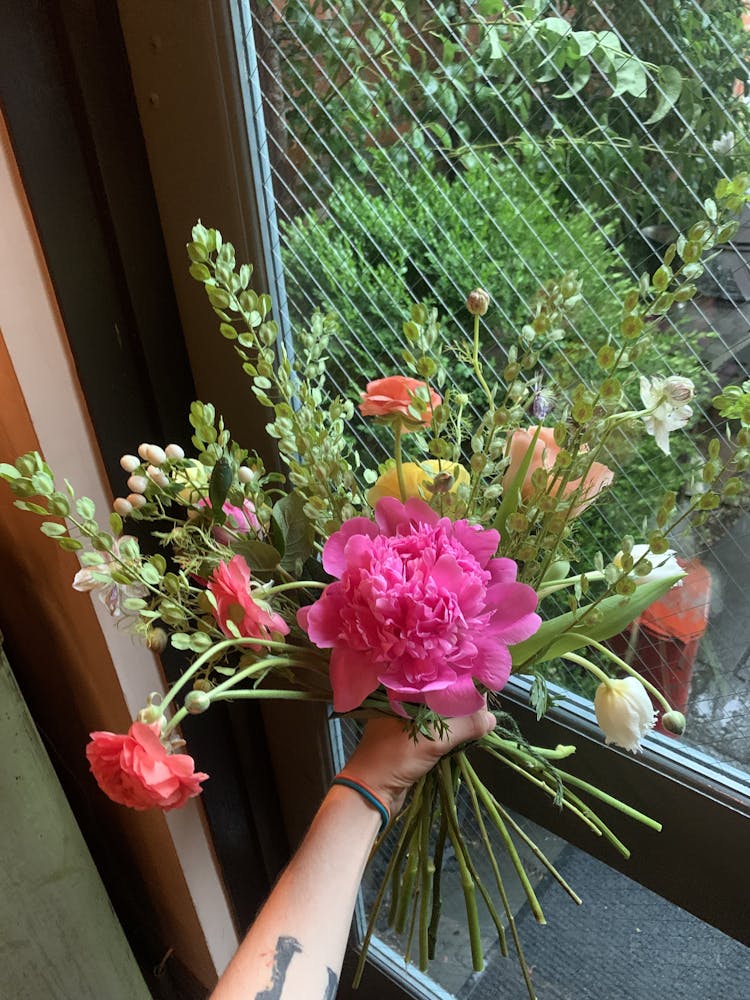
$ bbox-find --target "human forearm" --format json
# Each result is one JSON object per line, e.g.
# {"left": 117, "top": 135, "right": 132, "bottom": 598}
{"left": 211, "top": 784, "right": 380, "bottom": 1000}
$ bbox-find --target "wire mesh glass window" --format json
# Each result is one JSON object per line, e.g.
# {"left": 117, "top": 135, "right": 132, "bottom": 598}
{"left": 250, "top": 1, "right": 750, "bottom": 773}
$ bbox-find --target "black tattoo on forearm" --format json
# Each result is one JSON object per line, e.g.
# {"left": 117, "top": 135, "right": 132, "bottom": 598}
{"left": 255, "top": 936, "right": 302, "bottom": 999}
{"left": 323, "top": 967, "right": 338, "bottom": 999}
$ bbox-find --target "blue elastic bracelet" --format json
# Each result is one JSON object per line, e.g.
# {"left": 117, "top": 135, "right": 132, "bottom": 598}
{"left": 332, "top": 775, "right": 390, "bottom": 834}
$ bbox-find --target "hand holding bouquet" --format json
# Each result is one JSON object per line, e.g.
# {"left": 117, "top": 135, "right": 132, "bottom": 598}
{"left": 3, "top": 174, "right": 750, "bottom": 997}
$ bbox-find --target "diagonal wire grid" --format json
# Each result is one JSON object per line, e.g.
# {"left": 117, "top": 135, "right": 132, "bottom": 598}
{"left": 246, "top": 0, "right": 750, "bottom": 771}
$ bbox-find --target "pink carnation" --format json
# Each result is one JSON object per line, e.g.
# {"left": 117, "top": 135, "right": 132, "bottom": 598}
{"left": 86, "top": 722, "right": 208, "bottom": 811}
{"left": 208, "top": 555, "right": 289, "bottom": 642}
{"left": 297, "top": 497, "right": 541, "bottom": 716}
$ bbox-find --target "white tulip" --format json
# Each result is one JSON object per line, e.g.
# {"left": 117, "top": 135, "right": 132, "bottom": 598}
{"left": 120, "top": 454, "right": 140, "bottom": 473}
{"left": 594, "top": 677, "right": 656, "bottom": 753}
{"left": 127, "top": 493, "right": 147, "bottom": 509}
{"left": 165, "top": 443, "right": 185, "bottom": 460}
{"left": 137, "top": 443, "right": 152, "bottom": 460}
{"left": 615, "top": 543, "right": 684, "bottom": 588}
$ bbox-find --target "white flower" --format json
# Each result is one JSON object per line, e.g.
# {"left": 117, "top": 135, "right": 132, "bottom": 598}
{"left": 712, "top": 131, "right": 735, "bottom": 156}
{"left": 594, "top": 677, "right": 656, "bottom": 753}
{"left": 72, "top": 536, "right": 147, "bottom": 618}
{"left": 614, "top": 543, "right": 684, "bottom": 588}
{"left": 120, "top": 454, "right": 140, "bottom": 473}
{"left": 165, "top": 443, "right": 185, "bottom": 460}
{"left": 639, "top": 375, "right": 694, "bottom": 455}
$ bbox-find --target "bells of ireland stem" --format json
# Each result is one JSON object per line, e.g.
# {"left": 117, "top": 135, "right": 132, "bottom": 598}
{"left": 594, "top": 676, "right": 656, "bottom": 753}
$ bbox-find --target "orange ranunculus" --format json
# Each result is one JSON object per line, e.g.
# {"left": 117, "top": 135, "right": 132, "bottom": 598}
{"left": 359, "top": 376, "right": 442, "bottom": 429}
{"left": 367, "top": 460, "right": 470, "bottom": 507}
{"left": 503, "top": 427, "right": 613, "bottom": 516}
{"left": 86, "top": 722, "right": 208, "bottom": 811}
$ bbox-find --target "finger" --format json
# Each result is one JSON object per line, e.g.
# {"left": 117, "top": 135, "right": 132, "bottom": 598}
{"left": 440, "top": 709, "right": 496, "bottom": 751}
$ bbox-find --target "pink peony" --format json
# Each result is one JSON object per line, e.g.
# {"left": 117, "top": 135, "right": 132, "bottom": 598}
{"left": 197, "top": 497, "right": 261, "bottom": 546}
{"left": 86, "top": 722, "right": 208, "bottom": 811}
{"left": 359, "top": 376, "right": 442, "bottom": 430}
{"left": 297, "top": 497, "right": 541, "bottom": 716}
{"left": 208, "top": 555, "right": 289, "bottom": 642}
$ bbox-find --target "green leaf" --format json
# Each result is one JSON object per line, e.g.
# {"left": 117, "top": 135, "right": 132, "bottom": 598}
{"left": 0, "top": 463, "right": 21, "bottom": 480}
{"left": 58, "top": 537, "right": 83, "bottom": 552}
{"left": 493, "top": 426, "right": 542, "bottom": 538}
{"left": 171, "top": 633, "right": 192, "bottom": 651}
{"left": 511, "top": 572, "right": 685, "bottom": 668}
{"left": 233, "top": 537, "right": 282, "bottom": 572}
{"left": 80, "top": 551, "right": 104, "bottom": 566}
{"left": 189, "top": 632, "right": 214, "bottom": 653}
{"left": 75, "top": 497, "right": 96, "bottom": 520}
{"left": 645, "top": 65, "right": 682, "bottom": 125}
{"left": 141, "top": 564, "right": 162, "bottom": 586}
{"left": 273, "top": 491, "right": 315, "bottom": 573}
{"left": 110, "top": 512, "right": 123, "bottom": 537}
{"left": 14, "top": 500, "right": 48, "bottom": 515}
{"left": 40, "top": 521, "right": 67, "bottom": 537}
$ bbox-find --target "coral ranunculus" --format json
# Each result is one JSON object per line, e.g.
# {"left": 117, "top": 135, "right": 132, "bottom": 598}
{"left": 297, "top": 497, "right": 541, "bottom": 716}
{"left": 208, "top": 555, "right": 289, "bottom": 641}
{"left": 86, "top": 722, "right": 208, "bottom": 810}
{"left": 359, "top": 376, "right": 442, "bottom": 429}
{"left": 367, "top": 460, "right": 470, "bottom": 507}
{"left": 503, "top": 427, "right": 613, "bottom": 516}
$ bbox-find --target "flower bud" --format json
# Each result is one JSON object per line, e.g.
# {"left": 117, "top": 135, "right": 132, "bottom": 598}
{"left": 146, "top": 444, "right": 167, "bottom": 466}
{"left": 238, "top": 466, "right": 255, "bottom": 484}
{"left": 466, "top": 288, "right": 490, "bottom": 316}
{"left": 113, "top": 497, "right": 133, "bottom": 516}
{"left": 660, "top": 710, "right": 686, "bottom": 736}
{"left": 127, "top": 492, "right": 147, "bottom": 509}
{"left": 146, "top": 627, "right": 168, "bottom": 653}
{"left": 127, "top": 474, "right": 149, "bottom": 494}
{"left": 138, "top": 701, "right": 164, "bottom": 725}
{"left": 137, "top": 443, "right": 152, "bottom": 460}
{"left": 165, "top": 443, "right": 185, "bottom": 460}
{"left": 184, "top": 690, "right": 211, "bottom": 714}
{"left": 662, "top": 376, "right": 695, "bottom": 405}
{"left": 120, "top": 454, "right": 140, "bottom": 473}
{"left": 146, "top": 465, "right": 169, "bottom": 488}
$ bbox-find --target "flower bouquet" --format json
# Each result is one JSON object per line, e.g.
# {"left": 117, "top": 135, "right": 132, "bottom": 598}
{"left": 3, "top": 175, "right": 750, "bottom": 998}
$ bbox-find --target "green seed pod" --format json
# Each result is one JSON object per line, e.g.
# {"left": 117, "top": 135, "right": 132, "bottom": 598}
{"left": 209, "top": 457, "right": 234, "bottom": 523}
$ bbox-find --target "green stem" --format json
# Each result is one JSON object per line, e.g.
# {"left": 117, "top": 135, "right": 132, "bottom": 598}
{"left": 562, "top": 651, "right": 614, "bottom": 687}
{"left": 556, "top": 769, "right": 662, "bottom": 832}
{"left": 209, "top": 655, "right": 312, "bottom": 698}
{"left": 537, "top": 570, "right": 606, "bottom": 599}
{"left": 459, "top": 753, "right": 545, "bottom": 926}
{"left": 418, "top": 782, "right": 434, "bottom": 972}
{"left": 438, "top": 759, "right": 484, "bottom": 972}
{"left": 427, "top": 800, "right": 448, "bottom": 960}
{"left": 471, "top": 313, "right": 494, "bottom": 414}
{"left": 458, "top": 755, "right": 536, "bottom": 1000}
{"left": 260, "top": 580, "right": 328, "bottom": 597}
{"left": 159, "top": 636, "right": 289, "bottom": 715}
{"left": 393, "top": 420, "right": 407, "bottom": 502}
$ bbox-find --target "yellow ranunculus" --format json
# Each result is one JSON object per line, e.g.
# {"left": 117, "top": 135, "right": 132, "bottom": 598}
{"left": 177, "top": 460, "right": 209, "bottom": 504}
{"left": 367, "top": 460, "right": 470, "bottom": 507}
